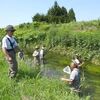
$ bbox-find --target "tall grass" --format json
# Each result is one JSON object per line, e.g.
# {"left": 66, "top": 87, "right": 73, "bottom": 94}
{"left": 8, "top": 20, "right": 100, "bottom": 64}
{"left": 0, "top": 51, "right": 90, "bottom": 100}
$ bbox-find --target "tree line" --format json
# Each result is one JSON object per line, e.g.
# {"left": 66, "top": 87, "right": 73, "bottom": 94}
{"left": 32, "top": 1, "right": 76, "bottom": 24}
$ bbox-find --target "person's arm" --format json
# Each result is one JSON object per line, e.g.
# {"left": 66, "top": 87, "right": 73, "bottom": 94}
{"left": 32, "top": 51, "right": 35, "bottom": 57}
{"left": 14, "top": 46, "right": 21, "bottom": 53}
{"left": 2, "top": 38, "right": 12, "bottom": 61}
{"left": 79, "top": 61, "right": 84, "bottom": 67}
{"left": 61, "top": 70, "right": 75, "bottom": 83}
{"left": 2, "top": 47, "right": 12, "bottom": 61}
{"left": 13, "top": 38, "right": 21, "bottom": 53}
{"left": 61, "top": 78, "right": 72, "bottom": 82}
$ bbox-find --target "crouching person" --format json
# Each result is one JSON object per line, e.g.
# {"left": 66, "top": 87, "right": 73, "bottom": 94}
{"left": 61, "top": 62, "right": 80, "bottom": 92}
{"left": 2, "top": 25, "right": 21, "bottom": 79}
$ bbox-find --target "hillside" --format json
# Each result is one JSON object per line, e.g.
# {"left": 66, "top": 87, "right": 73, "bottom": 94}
{"left": 0, "top": 20, "right": 100, "bottom": 100}
{"left": 0, "top": 20, "right": 100, "bottom": 65}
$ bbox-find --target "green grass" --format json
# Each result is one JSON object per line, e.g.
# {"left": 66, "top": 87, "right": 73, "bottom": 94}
{"left": 84, "top": 63, "right": 100, "bottom": 100}
{"left": 0, "top": 52, "right": 91, "bottom": 100}
{"left": 0, "top": 19, "right": 100, "bottom": 100}
{"left": 0, "top": 20, "right": 100, "bottom": 65}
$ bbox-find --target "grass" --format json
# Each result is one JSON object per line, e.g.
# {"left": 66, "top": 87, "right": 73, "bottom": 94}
{"left": 84, "top": 63, "right": 100, "bottom": 100}
{"left": 0, "top": 20, "right": 100, "bottom": 100}
{"left": 0, "top": 20, "right": 100, "bottom": 65}
{"left": 0, "top": 51, "right": 91, "bottom": 100}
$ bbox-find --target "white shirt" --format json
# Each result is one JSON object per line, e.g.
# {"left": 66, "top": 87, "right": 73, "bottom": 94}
{"left": 40, "top": 49, "right": 44, "bottom": 59}
{"left": 2, "top": 35, "right": 18, "bottom": 49}
{"left": 70, "top": 68, "right": 80, "bottom": 89}
{"left": 70, "top": 68, "right": 79, "bottom": 80}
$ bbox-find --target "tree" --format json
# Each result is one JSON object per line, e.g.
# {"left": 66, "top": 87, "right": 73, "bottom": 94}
{"left": 32, "top": 13, "right": 41, "bottom": 22}
{"left": 47, "top": 1, "right": 68, "bottom": 23}
{"left": 32, "top": 13, "right": 47, "bottom": 22}
{"left": 39, "top": 14, "right": 47, "bottom": 22}
{"left": 32, "top": 1, "right": 76, "bottom": 23}
{"left": 61, "top": 6, "right": 68, "bottom": 23}
{"left": 68, "top": 8, "right": 76, "bottom": 22}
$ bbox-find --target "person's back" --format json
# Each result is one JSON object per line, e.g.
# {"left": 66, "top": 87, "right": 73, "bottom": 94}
{"left": 40, "top": 49, "right": 44, "bottom": 59}
{"left": 39, "top": 46, "right": 45, "bottom": 65}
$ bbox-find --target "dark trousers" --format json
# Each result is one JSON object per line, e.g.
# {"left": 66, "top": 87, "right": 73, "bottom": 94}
{"left": 7, "top": 51, "right": 18, "bottom": 78}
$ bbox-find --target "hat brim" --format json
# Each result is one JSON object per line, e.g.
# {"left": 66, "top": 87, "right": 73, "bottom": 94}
{"left": 12, "top": 29, "right": 16, "bottom": 31}
{"left": 6, "top": 29, "right": 16, "bottom": 32}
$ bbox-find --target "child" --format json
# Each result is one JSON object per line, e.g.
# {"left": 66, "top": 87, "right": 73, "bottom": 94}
{"left": 61, "top": 62, "right": 80, "bottom": 92}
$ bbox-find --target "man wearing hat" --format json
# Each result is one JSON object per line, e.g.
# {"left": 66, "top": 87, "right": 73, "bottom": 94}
{"left": 2, "top": 25, "right": 21, "bottom": 78}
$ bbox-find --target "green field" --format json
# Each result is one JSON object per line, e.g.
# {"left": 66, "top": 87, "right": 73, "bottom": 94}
{"left": 1, "top": 20, "right": 100, "bottom": 64}
{"left": 0, "top": 51, "right": 92, "bottom": 100}
{"left": 0, "top": 20, "right": 100, "bottom": 100}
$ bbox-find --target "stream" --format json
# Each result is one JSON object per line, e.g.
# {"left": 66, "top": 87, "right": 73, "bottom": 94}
{"left": 24, "top": 52, "right": 100, "bottom": 100}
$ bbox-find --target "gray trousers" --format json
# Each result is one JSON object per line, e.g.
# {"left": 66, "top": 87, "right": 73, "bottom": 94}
{"left": 7, "top": 51, "right": 18, "bottom": 78}
{"left": 33, "top": 56, "right": 40, "bottom": 66}
{"left": 40, "top": 58, "right": 44, "bottom": 65}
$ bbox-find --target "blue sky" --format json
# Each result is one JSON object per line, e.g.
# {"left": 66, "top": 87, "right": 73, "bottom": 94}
{"left": 0, "top": 0, "right": 100, "bottom": 28}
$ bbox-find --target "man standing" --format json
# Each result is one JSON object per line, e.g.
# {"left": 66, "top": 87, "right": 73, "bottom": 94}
{"left": 2, "top": 25, "right": 21, "bottom": 78}
{"left": 39, "top": 46, "right": 45, "bottom": 65}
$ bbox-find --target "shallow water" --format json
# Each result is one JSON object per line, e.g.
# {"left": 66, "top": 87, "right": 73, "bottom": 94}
{"left": 40, "top": 65, "right": 68, "bottom": 79}
{"left": 26, "top": 52, "right": 100, "bottom": 100}
{"left": 40, "top": 63, "right": 100, "bottom": 100}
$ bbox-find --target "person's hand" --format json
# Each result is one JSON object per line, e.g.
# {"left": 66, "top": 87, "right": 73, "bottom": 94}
{"left": 7, "top": 56, "right": 12, "bottom": 62}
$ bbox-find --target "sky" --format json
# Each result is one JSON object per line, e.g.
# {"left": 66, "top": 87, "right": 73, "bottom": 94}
{"left": 0, "top": 0, "right": 100, "bottom": 28}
